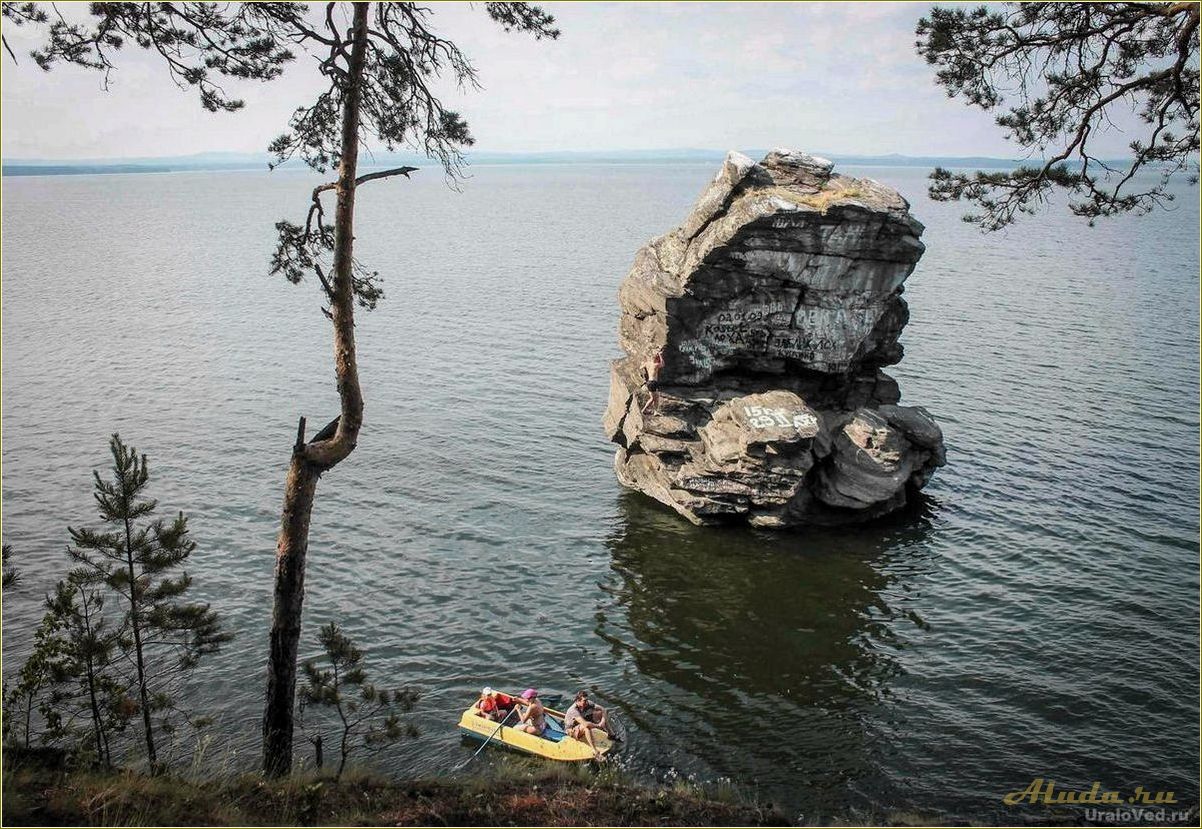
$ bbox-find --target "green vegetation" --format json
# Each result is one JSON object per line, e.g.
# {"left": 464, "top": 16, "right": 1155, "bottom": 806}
{"left": 2, "top": 434, "right": 230, "bottom": 773}
{"left": 2, "top": 750, "right": 788, "bottom": 827}
{"left": 66, "top": 434, "right": 231, "bottom": 769}
{"left": 298, "top": 623, "right": 419, "bottom": 780}
{"left": 14, "top": 575, "right": 126, "bottom": 768}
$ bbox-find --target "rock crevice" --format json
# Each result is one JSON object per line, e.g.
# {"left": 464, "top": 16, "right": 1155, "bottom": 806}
{"left": 604, "top": 149, "right": 946, "bottom": 528}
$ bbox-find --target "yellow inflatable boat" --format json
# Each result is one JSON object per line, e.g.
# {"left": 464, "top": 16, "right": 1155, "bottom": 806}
{"left": 457, "top": 697, "right": 614, "bottom": 761}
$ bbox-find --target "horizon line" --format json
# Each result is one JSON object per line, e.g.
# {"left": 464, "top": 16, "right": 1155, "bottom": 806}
{"left": 1, "top": 147, "right": 1054, "bottom": 167}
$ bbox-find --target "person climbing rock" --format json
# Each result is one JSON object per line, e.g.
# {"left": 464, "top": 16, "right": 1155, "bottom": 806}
{"left": 641, "top": 349, "right": 664, "bottom": 413}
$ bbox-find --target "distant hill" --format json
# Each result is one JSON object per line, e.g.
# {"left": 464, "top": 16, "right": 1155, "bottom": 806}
{"left": 1, "top": 148, "right": 1113, "bottom": 177}
{"left": 4, "top": 163, "right": 177, "bottom": 176}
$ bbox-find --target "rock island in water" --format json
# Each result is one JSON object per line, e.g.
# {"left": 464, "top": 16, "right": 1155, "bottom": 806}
{"left": 604, "top": 149, "right": 947, "bottom": 528}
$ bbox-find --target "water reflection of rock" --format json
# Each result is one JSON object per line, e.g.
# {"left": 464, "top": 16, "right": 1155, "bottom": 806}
{"left": 597, "top": 493, "right": 937, "bottom": 815}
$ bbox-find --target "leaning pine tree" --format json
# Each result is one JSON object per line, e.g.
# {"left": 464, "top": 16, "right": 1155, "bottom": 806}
{"left": 8, "top": 0, "right": 559, "bottom": 774}
{"left": 67, "top": 434, "right": 231, "bottom": 770}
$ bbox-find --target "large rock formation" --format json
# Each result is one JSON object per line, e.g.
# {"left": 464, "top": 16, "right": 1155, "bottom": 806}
{"left": 603, "top": 149, "right": 946, "bottom": 528}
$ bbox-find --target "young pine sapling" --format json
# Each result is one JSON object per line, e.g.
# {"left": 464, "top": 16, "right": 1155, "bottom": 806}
{"left": 299, "top": 622, "right": 418, "bottom": 780}
{"left": 67, "top": 433, "right": 231, "bottom": 771}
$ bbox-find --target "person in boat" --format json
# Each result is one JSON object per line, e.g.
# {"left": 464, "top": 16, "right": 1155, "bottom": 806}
{"left": 563, "top": 689, "right": 612, "bottom": 755}
{"left": 514, "top": 688, "right": 549, "bottom": 737}
{"left": 477, "top": 687, "right": 516, "bottom": 722}
{"left": 571, "top": 689, "right": 614, "bottom": 735}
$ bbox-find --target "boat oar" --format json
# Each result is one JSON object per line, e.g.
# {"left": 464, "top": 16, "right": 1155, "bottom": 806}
{"left": 456, "top": 707, "right": 517, "bottom": 770}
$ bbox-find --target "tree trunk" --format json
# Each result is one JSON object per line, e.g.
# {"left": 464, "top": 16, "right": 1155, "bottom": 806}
{"left": 335, "top": 665, "right": 350, "bottom": 780}
{"left": 78, "top": 586, "right": 107, "bottom": 768}
{"left": 262, "top": 0, "right": 370, "bottom": 778}
{"left": 124, "top": 514, "right": 157, "bottom": 770}
{"left": 23, "top": 690, "right": 32, "bottom": 746}
{"left": 338, "top": 726, "right": 349, "bottom": 781}
{"left": 262, "top": 454, "right": 320, "bottom": 776}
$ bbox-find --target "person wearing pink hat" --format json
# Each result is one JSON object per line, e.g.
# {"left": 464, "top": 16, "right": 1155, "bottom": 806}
{"left": 515, "top": 688, "right": 548, "bottom": 737}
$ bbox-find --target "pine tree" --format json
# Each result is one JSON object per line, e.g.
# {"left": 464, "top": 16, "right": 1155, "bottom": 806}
{"left": 67, "top": 433, "right": 231, "bottom": 771}
{"left": 38, "top": 573, "right": 129, "bottom": 768}
{"left": 917, "top": 2, "right": 1199, "bottom": 229}
{"left": 2, "top": 571, "right": 127, "bottom": 766}
{"left": 2, "top": 608, "right": 63, "bottom": 750}
{"left": 298, "top": 623, "right": 418, "bottom": 780}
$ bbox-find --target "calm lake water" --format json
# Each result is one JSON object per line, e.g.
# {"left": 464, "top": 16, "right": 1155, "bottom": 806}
{"left": 2, "top": 162, "right": 1198, "bottom": 823}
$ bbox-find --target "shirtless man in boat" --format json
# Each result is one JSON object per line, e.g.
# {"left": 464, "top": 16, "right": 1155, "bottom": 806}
{"left": 563, "top": 690, "right": 613, "bottom": 756}
{"left": 514, "top": 688, "right": 548, "bottom": 737}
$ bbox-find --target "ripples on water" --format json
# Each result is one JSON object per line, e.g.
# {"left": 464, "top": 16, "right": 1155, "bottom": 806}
{"left": 2, "top": 163, "right": 1198, "bottom": 821}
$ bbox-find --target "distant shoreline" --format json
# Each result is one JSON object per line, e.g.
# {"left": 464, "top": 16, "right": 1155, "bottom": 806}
{"left": 1, "top": 149, "right": 1066, "bottom": 178}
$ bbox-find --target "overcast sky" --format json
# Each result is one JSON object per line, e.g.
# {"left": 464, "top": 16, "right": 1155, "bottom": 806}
{"left": 1, "top": 1, "right": 1140, "bottom": 160}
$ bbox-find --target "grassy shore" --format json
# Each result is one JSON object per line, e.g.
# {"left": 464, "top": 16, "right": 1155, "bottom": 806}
{"left": 2, "top": 752, "right": 789, "bottom": 827}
